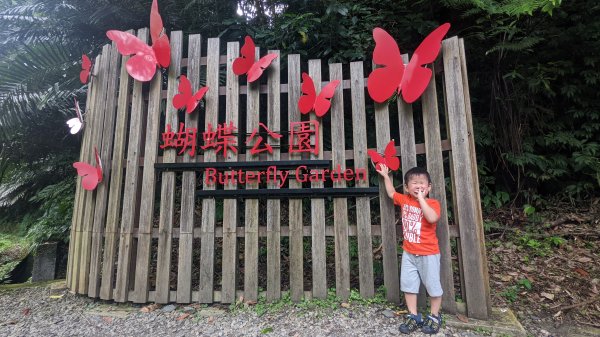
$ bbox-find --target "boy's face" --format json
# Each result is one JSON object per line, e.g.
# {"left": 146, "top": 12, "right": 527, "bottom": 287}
{"left": 404, "top": 174, "right": 431, "bottom": 198}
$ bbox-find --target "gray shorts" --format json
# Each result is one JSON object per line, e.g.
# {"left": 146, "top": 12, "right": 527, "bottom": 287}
{"left": 400, "top": 251, "right": 443, "bottom": 297}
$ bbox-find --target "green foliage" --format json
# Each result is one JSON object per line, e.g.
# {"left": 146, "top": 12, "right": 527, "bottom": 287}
{"left": 0, "top": 233, "right": 31, "bottom": 281}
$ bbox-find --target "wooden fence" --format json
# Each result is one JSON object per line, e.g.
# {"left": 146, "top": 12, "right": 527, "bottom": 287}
{"left": 66, "top": 29, "right": 491, "bottom": 319}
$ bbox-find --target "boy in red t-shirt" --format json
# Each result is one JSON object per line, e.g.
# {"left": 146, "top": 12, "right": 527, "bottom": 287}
{"left": 376, "top": 164, "right": 443, "bottom": 335}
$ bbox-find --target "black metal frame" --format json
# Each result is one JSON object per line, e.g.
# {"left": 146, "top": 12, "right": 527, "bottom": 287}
{"left": 195, "top": 187, "right": 380, "bottom": 199}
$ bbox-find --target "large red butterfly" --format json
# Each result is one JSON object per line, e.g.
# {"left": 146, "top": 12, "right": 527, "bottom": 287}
{"left": 368, "top": 140, "right": 400, "bottom": 171}
{"left": 66, "top": 98, "right": 84, "bottom": 134}
{"left": 367, "top": 23, "right": 450, "bottom": 104}
{"left": 80, "top": 54, "right": 92, "bottom": 84}
{"left": 232, "top": 36, "right": 278, "bottom": 83}
{"left": 172, "top": 75, "right": 209, "bottom": 114}
{"left": 73, "top": 147, "right": 103, "bottom": 191}
{"left": 298, "top": 73, "right": 340, "bottom": 118}
{"left": 106, "top": 0, "right": 170, "bottom": 82}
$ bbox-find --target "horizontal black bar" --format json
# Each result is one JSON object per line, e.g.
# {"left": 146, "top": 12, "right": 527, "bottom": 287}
{"left": 196, "top": 187, "right": 380, "bottom": 199}
{"left": 155, "top": 160, "right": 330, "bottom": 172}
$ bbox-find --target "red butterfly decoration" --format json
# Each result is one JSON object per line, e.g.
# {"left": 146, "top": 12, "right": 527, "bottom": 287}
{"left": 66, "top": 98, "right": 84, "bottom": 134}
{"left": 367, "top": 23, "right": 450, "bottom": 104}
{"left": 232, "top": 36, "right": 278, "bottom": 83}
{"left": 80, "top": 54, "right": 92, "bottom": 84}
{"left": 106, "top": 0, "right": 170, "bottom": 82}
{"left": 172, "top": 75, "right": 209, "bottom": 114}
{"left": 73, "top": 147, "right": 103, "bottom": 191}
{"left": 368, "top": 140, "right": 400, "bottom": 171}
{"left": 298, "top": 73, "right": 340, "bottom": 118}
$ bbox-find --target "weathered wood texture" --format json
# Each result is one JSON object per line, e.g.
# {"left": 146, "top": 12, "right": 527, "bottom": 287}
{"left": 67, "top": 32, "right": 488, "bottom": 319}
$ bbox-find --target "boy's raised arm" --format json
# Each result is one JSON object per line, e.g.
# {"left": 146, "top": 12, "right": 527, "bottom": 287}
{"left": 376, "top": 164, "right": 396, "bottom": 200}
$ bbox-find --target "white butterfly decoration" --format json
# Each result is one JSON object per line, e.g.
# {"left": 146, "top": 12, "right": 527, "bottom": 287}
{"left": 67, "top": 98, "right": 84, "bottom": 134}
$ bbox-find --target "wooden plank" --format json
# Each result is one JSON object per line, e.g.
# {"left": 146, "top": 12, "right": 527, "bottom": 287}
{"left": 68, "top": 50, "right": 102, "bottom": 292}
{"left": 99, "top": 33, "right": 133, "bottom": 300}
{"left": 329, "top": 63, "right": 350, "bottom": 300}
{"left": 176, "top": 33, "right": 202, "bottom": 304}
{"left": 373, "top": 77, "right": 400, "bottom": 306}
{"left": 243, "top": 46, "right": 261, "bottom": 303}
{"left": 266, "top": 50, "right": 281, "bottom": 302}
{"left": 421, "top": 65, "right": 456, "bottom": 313}
{"left": 398, "top": 54, "right": 417, "bottom": 172}
{"left": 442, "top": 36, "right": 489, "bottom": 319}
{"left": 198, "top": 37, "right": 220, "bottom": 303}
{"left": 130, "top": 37, "right": 167, "bottom": 303}
{"left": 88, "top": 44, "right": 121, "bottom": 298}
{"left": 350, "top": 61, "right": 375, "bottom": 298}
{"left": 287, "top": 54, "right": 304, "bottom": 301}
{"left": 459, "top": 38, "right": 491, "bottom": 315}
{"left": 307, "top": 60, "right": 327, "bottom": 299}
{"left": 220, "top": 41, "right": 240, "bottom": 304}
{"left": 155, "top": 30, "right": 183, "bottom": 304}
{"left": 78, "top": 44, "right": 112, "bottom": 294}
{"left": 113, "top": 28, "right": 150, "bottom": 303}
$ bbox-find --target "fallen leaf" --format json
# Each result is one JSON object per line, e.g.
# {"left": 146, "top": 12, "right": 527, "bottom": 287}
{"left": 176, "top": 313, "right": 191, "bottom": 321}
{"left": 394, "top": 310, "right": 408, "bottom": 316}
{"left": 207, "top": 316, "right": 214, "bottom": 324}
{"left": 244, "top": 300, "right": 257, "bottom": 306}
{"left": 456, "top": 313, "right": 469, "bottom": 323}
{"left": 22, "top": 308, "right": 31, "bottom": 316}
{"left": 140, "top": 303, "right": 160, "bottom": 313}
{"left": 102, "top": 316, "right": 113, "bottom": 323}
{"left": 574, "top": 268, "right": 589, "bottom": 278}
{"left": 500, "top": 275, "right": 512, "bottom": 282}
{"left": 578, "top": 257, "right": 592, "bottom": 263}
{"left": 340, "top": 302, "right": 350, "bottom": 308}
{"left": 541, "top": 292, "right": 555, "bottom": 300}
{"left": 49, "top": 295, "right": 63, "bottom": 299}
{"left": 553, "top": 310, "right": 562, "bottom": 318}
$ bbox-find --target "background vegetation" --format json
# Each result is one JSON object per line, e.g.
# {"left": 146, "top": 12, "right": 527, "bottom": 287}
{"left": 0, "top": 0, "right": 597, "bottom": 248}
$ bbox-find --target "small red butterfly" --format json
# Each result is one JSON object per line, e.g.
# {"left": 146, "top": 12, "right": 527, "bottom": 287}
{"left": 66, "top": 98, "right": 84, "bottom": 134}
{"left": 80, "top": 54, "right": 92, "bottom": 84}
{"left": 367, "top": 23, "right": 450, "bottom": 104}
{"left": 368, "top": 140, "right": 400, "bottom": 171}
{"left": 73, "top": 147, "right": 103, "bottom": 191}
{"left": 232, "top": 36, "right": 278, "bottom": 83}
{"left": 298, "top": 73, "right": 340, "bottom": 118}
{"left": 106, "top": 0, "right": 170, "bottom": 82}
{"left": 172, "top": 75, "right": 209, "bottom": 114}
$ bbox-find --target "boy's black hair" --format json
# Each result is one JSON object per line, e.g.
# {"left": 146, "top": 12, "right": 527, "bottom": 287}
{"left": 403, "top": 166, "right": 432, "bottom": 185}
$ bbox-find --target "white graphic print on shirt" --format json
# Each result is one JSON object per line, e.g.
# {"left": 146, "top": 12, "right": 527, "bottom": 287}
{"left": 402, "top": 204, "right": 422, "bottom": 243}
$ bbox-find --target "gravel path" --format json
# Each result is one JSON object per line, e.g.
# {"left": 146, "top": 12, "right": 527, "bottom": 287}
{"left": 0, "top": 282, "right": 488, "bottom": 337}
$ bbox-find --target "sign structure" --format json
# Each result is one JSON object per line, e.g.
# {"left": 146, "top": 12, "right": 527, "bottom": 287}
{"left": 66, "top": 7, "right": 490, "bottom": 320}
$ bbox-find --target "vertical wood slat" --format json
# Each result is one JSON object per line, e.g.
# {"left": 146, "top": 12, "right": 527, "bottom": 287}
{"left": 67, "top": 50, "right": 102, "bottom": 291}
{"left": 308, "top": 60, "right": 327, "bottom": 299}
{"left": 155, "top": 31, "right": 184, "bottom": 304}
{"left": 78, "top": 45, "right": 112, "bottom": 294}
{"left": 287, "top": 54, "right": 304, "bottom": 301}
{"left": 442, "top": 36, "right": 489, "bottom": 319}
{"left": 350, "top": 61, "right": 375, "bottom": 298}
{"left": 243, "top": 46, "right": 261, "bottom": 302}
{"left": 130, "top": 41, "right": 166, "bottom": 303}
{"left": 373, "top": 84, "right": 400, "bottom": 306}
{"left": 329, "top": 63, "right": 350, "bottom": 300}
{"left": 459, "top": 38, "right": 491, "bottom": 315}
{"left": 221, "top": 41, "right": 240, "bottom": 304}
{"left": 176, "top": 34, "right": 203, "bottom": 304}
{"left": 88, "top": 45, "right": 121, "bottom": 298}
{"left": 114, "top": 28, "right": 150, "bottom": 303}
{"left": 198, "top": 37, "right": 220, "bottom": 303}
{"left": 99, "top": 35, "right": 133, "bottom": 300}
{"left": 266, "top": 50, "right": 282, "bottom": 301}
{"left": 421, "top": 66, "right": 457, "bottom": 313}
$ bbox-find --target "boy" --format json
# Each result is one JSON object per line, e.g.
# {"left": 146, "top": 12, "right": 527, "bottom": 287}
{"left": 376, "top": 164, "right": 443, "bottom": 335}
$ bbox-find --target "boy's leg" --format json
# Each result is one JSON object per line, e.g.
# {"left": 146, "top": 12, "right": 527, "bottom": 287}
{"left": 430, "top": 296, "right": 442, "bottom": 316}
{"left": 405, "top": 292, "right": 418, "bottom": 315}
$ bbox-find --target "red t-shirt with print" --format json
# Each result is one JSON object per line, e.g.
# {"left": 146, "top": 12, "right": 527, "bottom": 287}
{"left": 393, "top": 192, "right": 441, "bottom": 255}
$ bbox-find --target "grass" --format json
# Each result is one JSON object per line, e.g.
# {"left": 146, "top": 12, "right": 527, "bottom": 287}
{"left": 0, "top": 233, "right": 31, "bottom": 282}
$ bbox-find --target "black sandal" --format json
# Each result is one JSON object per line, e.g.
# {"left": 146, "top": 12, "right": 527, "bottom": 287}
{"left": 421, "top": 313, "right": 442, "bottom": 334}
{"left": 399, "top": 313, "right": 423, "bottom": 334}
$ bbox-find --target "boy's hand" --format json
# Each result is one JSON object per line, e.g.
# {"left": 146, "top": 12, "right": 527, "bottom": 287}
{"left": 376, "top": 163, "right": 390, "bottom": 177}
{"left": 416, "top": 187, "right": 427, "bottom": 201}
